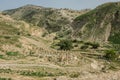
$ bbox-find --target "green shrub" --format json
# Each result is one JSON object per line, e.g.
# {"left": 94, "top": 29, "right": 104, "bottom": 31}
{"left": 0, "top": 69, "right": 12, "bottom": 73}
{"left": 84, "top": 42, "right": 93, "bottom": 45}
{"left": 4, "top": 36, "right": 11, "bottom": 39}
{"left": 58, "top": 39, "right": 73, "bottom": 50}
{"left": 81, "top": 45, "right": 89, "bottom": 50}
{"left": 27, "top": 33, "right": 31, "bottom": 36}
{"left": 0, "top": 55, "right": 4, "bottom": 59}
{"left": 104, "top": 50, "right": 118, "bottom": 61}
{"left": 72, "top": 39, "right": 78, "bottom": 43}
{"left": 109, "top": 32, "right": 120, "bottom": 44}
{"left": 6, "top": 52, "right": 19, "bottom": 56}
{"left": 91, "top": 43, "right": 100, "bottom": 49}
{"left": 72, "top": 39, "right": 83, "bottom": 43}
{"left": 42, "top": 32, "right": 48, "bottom": 37}
{"left": 0, "top": 78, "right": 12, "bottom": 80}
{"left": 84, "top": 42, "right": 100, "bottom": 49}
{"left": 69, "top": 72, "right": 79, "bottom": 78}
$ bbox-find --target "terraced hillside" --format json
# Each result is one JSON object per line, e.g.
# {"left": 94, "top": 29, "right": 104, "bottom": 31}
{"left": 0, "top": 2, "right": 120, "bottom": 80}
{"left": 0, "top": 13, "right": 52, "bottom": 56}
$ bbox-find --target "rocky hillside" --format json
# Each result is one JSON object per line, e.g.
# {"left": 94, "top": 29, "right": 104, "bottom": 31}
{"left": 3, "top": 4, "right": 88, "bottom": 33}
{"left": 72, "top": 2, "right": 120, "bottom": 44}
{"left": 0, "top": 5, "right": 91, "bottom": 55}
{"left": 0, "top": 2, "right": 120, "bottom": 80}
{"left": 4, "top": 3, "right": 120, "bottom": 45}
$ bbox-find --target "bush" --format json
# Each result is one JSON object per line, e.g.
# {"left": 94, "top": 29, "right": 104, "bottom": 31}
{"left": 27, "top": 33, "right": 31, "bottom": 36}
{"left": 69, "top": 72, "right": 79, "bottom": 78}
{"left": 4, "top": 36, "right": 11, "bottom": 39}
{"left": 91, "top": 43, "right": 100, "bottom": 49}
{"left": 0, "top": 78, "right": 12, "bottom": 80}
{"left": 58, "top": 39, "right": 73, "bottom": 50}
{"left": 72, "top": 39, "right": 78, "bottom": 43}
{"left": 84, "top": 42, "right": 93, "bottom": 45}
{"left": 84, "top": 42, "right": 100, "bottom": 49}
{"left": 74, "top": 44, "right": 78, "bottom": 47}
{"left": 6, "top": 52, "right": 19, "bottom": 56}
{"left": 104, "top": 50, "right": 118, "bottom": 61}
{"left": 42, "top": 32, "right": 48, "bottom": 37}
{"left": 81, "top": 45, "right": 89, "bottom": 50}
{"left": 0, "top": 55, "right": 4, "bottom": 59}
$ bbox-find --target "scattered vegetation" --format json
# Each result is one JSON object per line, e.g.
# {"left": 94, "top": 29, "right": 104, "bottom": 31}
{"left": 0, "top": 2, "right": 120, "bottom": 80}
{"left": 0, "top": 69, "right": 12, "bottom": 73}
{"left": 0, "top": 68, "right": 66, "bottom": 78}
{"left": 81, "top": 42, "right": 100, "bottom": 50}
{"left": 20, "top": 70, "right": 65, "bottom": 77}
{"left": 0, "top": 78, "right": 12, "bottom": 80}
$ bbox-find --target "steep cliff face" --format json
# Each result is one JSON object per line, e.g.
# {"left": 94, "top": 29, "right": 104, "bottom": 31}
{"left": 72, "top": 2, "right": 120, "bottom": 44}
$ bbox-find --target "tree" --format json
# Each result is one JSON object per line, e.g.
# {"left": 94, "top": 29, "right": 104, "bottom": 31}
{"left": 58, "top": 39, "right": 73, "bottom": 50}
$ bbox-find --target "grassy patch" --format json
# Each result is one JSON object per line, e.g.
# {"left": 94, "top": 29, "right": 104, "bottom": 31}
{"left": 20, "top": 70, "right": 65, "bottom": 77}
{"left": 6, "top": 52, "right": 19, "bottom": 56}
{"left": 0, "top": 69, "right": 12, "bottom": 74}
{"left": 0, "top": 77, "right": 12, "bottom": 80}
{"left": 0, "top": 55, "right": 4, "bottom": 59}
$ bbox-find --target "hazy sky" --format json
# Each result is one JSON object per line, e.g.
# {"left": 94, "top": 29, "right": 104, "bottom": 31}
{"left": 0, "top": 0, "right": 120, "bottom": 11}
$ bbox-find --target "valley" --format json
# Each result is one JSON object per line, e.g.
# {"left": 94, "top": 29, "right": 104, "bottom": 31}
{"left": 0, "top": 2, "right": 120, "bottom": 80}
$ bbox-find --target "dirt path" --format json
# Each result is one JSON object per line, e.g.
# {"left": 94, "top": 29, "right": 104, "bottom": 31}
{"left": 0, "top": 63, "right": 61, "bottom": 69}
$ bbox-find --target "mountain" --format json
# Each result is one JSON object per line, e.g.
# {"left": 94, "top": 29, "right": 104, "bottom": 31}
{"left": 3, "top": 4, "right": 89, "bottom": 33}
{"left": 72, "top": 2, "right": 120, "bottom": 44}
{"left": 3, "top": 2, "right": 120, "bottom": 50}
{"left": 3, "top": 3, "right": 120, "bottom": 45}
{"left": 0, "top": 2, "right": 120, "bottom": 80}
{"left": 0, "top": 4, "right": 91, "bottom": 54}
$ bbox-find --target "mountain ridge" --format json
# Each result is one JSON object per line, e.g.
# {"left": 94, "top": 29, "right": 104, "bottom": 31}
{"left": 3, "top": 3, "right": 120, "bottom": 44}
{"left": 3, "top": 4, "right": 89, "bottom": 33}
{"left": 72, "top": 2, "right": 120, "bottom": 44}
{"left": 0, "top": 2, "right": 120, "bottom": 80}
